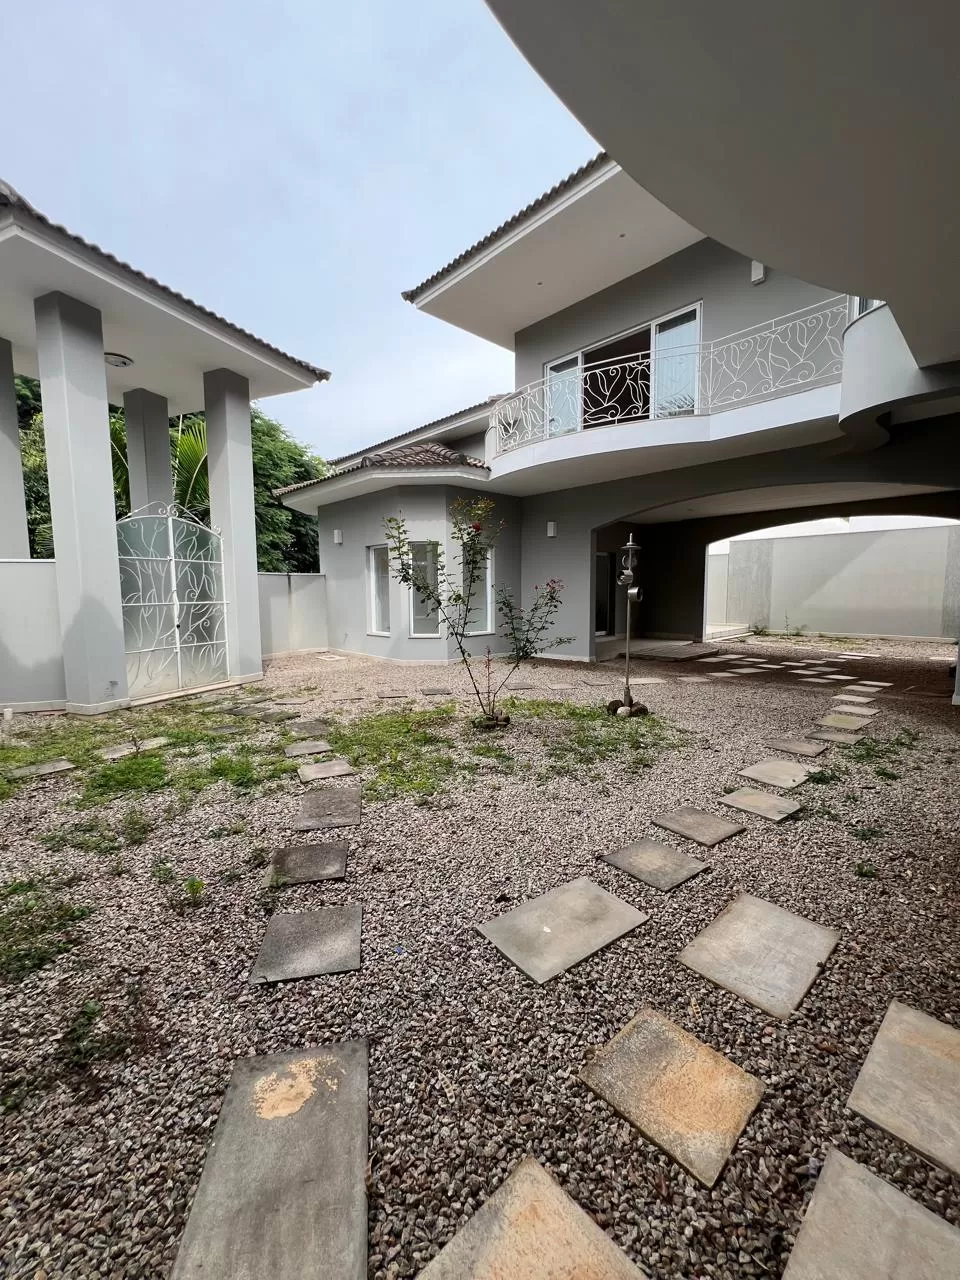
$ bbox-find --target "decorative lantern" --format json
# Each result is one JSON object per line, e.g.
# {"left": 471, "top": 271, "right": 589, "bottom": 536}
{"left": 608, "top": 534, "right": 646, "bottom": 716}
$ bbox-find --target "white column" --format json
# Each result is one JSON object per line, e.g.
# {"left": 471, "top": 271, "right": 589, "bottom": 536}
{"left": 0, "top": 337, "right": 30, "bottom": 558}
{"left": 123, "top": 388, "right": 172, "bottom": 510}
{"left": 34, "top": 292, "right": 129, "bottom": 712}
{"left": 204, "top": 368, "right": 262, "bottom": 681}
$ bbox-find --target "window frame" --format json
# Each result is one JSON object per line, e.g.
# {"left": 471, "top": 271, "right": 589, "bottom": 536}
{"left": 408, "top": 540, "right": 442, "bottom": 639}
{"left": 367, "top": 543, "right": 391, "bottom": 637}
{"left": 464, "top": 547, "right": 495, "bottom": 637}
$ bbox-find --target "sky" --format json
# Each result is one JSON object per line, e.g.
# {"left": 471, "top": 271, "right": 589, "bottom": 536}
{"left": 1, "top": 0, "right": 595, "bottom": 460}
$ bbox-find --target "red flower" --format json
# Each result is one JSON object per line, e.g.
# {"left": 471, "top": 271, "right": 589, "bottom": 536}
{"left": 471, "top": 522, "right": 482, "bottom": 532}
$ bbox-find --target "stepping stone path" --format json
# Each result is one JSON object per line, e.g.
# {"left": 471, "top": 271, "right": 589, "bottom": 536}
{"left": 847, "top": 1000, "right": 960, "bottom": 1175}
{"left": 720, "top": 788, "right": 801, "bottom": 821}
{"left": 507, "top": 681, "right": 535, "bottom": 690}
{"left": 418, "top": 1157, "right": 645, "bottom": 1278}
{"left": 580, "top": 1007, "right": 764, "bottom": 1187}
{"left": 376, "top": 691, "right": 406, "bottom": 699}
{"left": 844, "top": 684, "right": 886, "bottom": 696}
{"left": 264, "top": 842, "right": 348, "bottom": 887}
{"left": 808, "top": 728, "right": 864, "bottom": 744}
{"left": 99, "top": 737, "right": 169, "bottom": 761}
{"left": 251, "top": 906, "right": 362, "bottom": 983}
{"left": 205, "top": 725, "right": 237, "bottom": 736}
{"left": 478, "top": 877, "right": 647, "bottom": 984}
{"left": 283, "top": 739, "right": 332, "bottom": 758}
{"left": 290, "top": 720, "right": 332, "bottom": 737}
{"left": 602, "top": 838, "right": 707, "bottom": 891}
{"left": 679, "top": 893, "right": 838, "bottom": 1018}
{"left": 709, "top": 671, "right": 740, "bottom": 678}
{"left": 419, "top": 686, "right": 453, "bottom": 696}
{"left": 768, "top": 737, "right": 828, "bottom": 758}
{"left": 799, "top": 677, "right": 833, "bottom": 684}
{"left": 677, "top": 675, "right": 710, "bottom": 683}
{"left": 293, "top": 785, "right": 361, "bottom": 831}
{"left": 739, "top": 758, "right": 813, "bottom": 789}
{"left": 782, "top": 1148, "right": 960, "bottom": 1279}
{"left": 831, "top": 693, "right": 874, "bottom": 704}
{"left": 818, "top": 712, "right": 872, "bottom": 731}
{"left": 831, "top": 703, "right": 880, "bottom": 717}
{"left": 5, "top": 758, "right": 75, "bottom": 779}
{"left": 298, "top": 758, "right": 356, "bottom": 782}
{"left": 170, "top": 1042, "right": 367, "bottom": 1280}
{"left": 652, "top": 806, "right": 745, "bottom": 847}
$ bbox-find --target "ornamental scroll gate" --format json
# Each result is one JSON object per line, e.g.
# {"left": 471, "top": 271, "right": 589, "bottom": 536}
{"left": 116, "top": 505, "right": 228, "bottom": 698}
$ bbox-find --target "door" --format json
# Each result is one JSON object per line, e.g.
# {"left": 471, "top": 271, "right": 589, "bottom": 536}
{"left": 545, "top": 355, "right": 581, "bottom": 437}
{"left": 594, "top": 552, "right": 617, "bottom": 635}
{"left": 117, "top": 505, "right": 228, "bottom": 698}
{"left": 652, "top": 307, "right": 699, "bottom": 417}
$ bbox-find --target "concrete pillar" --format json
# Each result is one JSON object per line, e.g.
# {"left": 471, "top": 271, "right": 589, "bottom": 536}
{"left": 34, "top": 292, "right": 129, "bottom": 712}
{"left": 0, "top": 337, "right": 30, "bottom": 558}
{"left": 204, "top": 368, "right": 262, "bottom": 681}
{"left": 123, "top": 388, "right": 172, "bottom": 510}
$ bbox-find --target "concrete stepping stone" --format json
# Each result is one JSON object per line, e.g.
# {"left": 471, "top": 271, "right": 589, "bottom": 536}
{"left": 799, "top": 677, "right": 833, "bottom": 684}
{"left": 728, "top": 666, "right": 763, "bottom": 674}
{"left": 290, "top": 719, "right": 332, "bottom": 737}
{"left": 634, "top": 677, "right": 666, "bottom": 685}
{"left": 418, "top": 1156, "right": 646, "bottom": 1278}
{"left": 679, "top": 892, "right": 838, "bottom": 1018}
{"left": 580, "top": 1007, "right": 764, "bottom": 1188}
{"left": 720, "top": 788, "right": 801, "bottom": 821}
{"left": 768, "top": 737, "right": 828, "bottom": 758}
{"left": 602, "top": 838, "right": 707, "bottom": 892}
{"left": 823, "top": 674, "right": 851, "bottom": 681}
{"left": 652, "top": 806, "right": 745, "bottom": 847}
{"left": 419, "top": 686, "right": 453, "bottom": 695}
{"left": 831, "top": 704, "right": 880, "bottom": 717}
{"left": 580, "top": 676, "right": 610, "bottom": 686}
{"left": 782, "top": 1148, "right": 960, "bottom": 1279}
{"left": 293, "top": 785, "right": 361, "bottom": 830}
{"left": 844, "top": 684, "right": 886, "bottom": 695}
{"left": 847, "top": 1000, "right": 960, "bottom": 1176}
{"left": 206, "top": 725, "right": 238, "bottom": 737}
{"left": 265, "top": 842, "right": 348, "bottom": 887}
{"left": 818, "top": 712, "right": 872, "bottom": 731}
{"left": 739, "top": 758, "right": 813, "bottom": 790}
{"left": 831, "top": 693, "right": 874, "bottom": 704}
{"left": 677, "top": 675, "right": 711, "bottom": 683}
{"left": 837, "top": 652, "right": 869, "bottom": 658}
{"left": 858, "top": 680, "right": 892, "bottom": 687}
{"left": 808, "top": 728, "right": 865, "bottom": 744}
{"left": 546, "top": 682, "right": 575, "bottom": 691}
{"left": 99, "top": 737, "right": 169, "bottom": 761}
{"left": 697, "top": 655, "right": 733, "bottom": 662}
{"left": 709, "top": 671, "right": 741, "bottom": 678}
{"left": 506, "top": 681, "right": 535, "bottom": 690}
{"left": 252, "top": 708, "right": 301, "bottom": 723}
{"left": 298, "top": 758, "right": 356, "bottom": 782}
{"left": 478, "top": 876, "right": 647, "bottom": 985}
{"left": 283, "top": 739, "right": 332, "bottom": 758}
{"left": 376, "top": 691, "right": 406, "bottom": 699}
{"left": 5, "top": 758, "right": 76, "bottom": 779}
{"left": 250, "top": 906, "right": 361, "bottom": 983}
{"left": 170, "top": 1042, "right": 367, "bottom": 1280}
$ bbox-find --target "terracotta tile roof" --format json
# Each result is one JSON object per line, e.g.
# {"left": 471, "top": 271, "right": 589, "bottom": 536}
{"left": 276, "top": 440, "right": 487, "bottom": 496}
{"left": 401, "top": 152, "right": 610, "bottom": 303}
{"left": 329, "top": 393, "right": 505, "bottom": 464}
{"left": 0, "top": 179, "right": 330, "bottom": 383}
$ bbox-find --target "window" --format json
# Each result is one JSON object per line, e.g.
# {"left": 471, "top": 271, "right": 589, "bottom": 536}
{"left": 652, "top": 308, "right": 699, "bottom": 417}
{"left": 464, "top": 548, "right": 494, "bottom": 635}
{"left": 852, "top": 296, "right": 883, "bottom": 318}
{"left": 368, "top": 545, "right": 390, "bottom": 635}
{"left": 410, "top": 541, "right": 441, "bottom": 636}
{"left": 545, "top": 356, "right": 580, "bottom": 437}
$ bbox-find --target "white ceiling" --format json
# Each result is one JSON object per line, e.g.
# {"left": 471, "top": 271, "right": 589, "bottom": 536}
{"left": 0, "top": 220, "right": 322, "bottom": 414}
{"left": 411, "top": 164, "right": 703, "bottom": 349}
{"left": 627, "top": 482, "right": 948, "bottom": 525}
{"left": 487, "top": 0, "right": 960, "bottom": 367}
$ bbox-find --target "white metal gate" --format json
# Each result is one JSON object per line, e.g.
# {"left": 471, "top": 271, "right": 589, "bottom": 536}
{"left": 117, "top": 504, "right": 228, "bottom": 698}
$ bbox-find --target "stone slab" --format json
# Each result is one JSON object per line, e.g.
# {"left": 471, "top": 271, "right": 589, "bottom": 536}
{"left": 768, "top": 737, "right": 829, "bottom": 758}
{"left": 652, "top": 806, "right": 745, "bottom": 847}
{"left": 799, "top": 677, "right": 833, "bottom": 684}
{"left": 580, "top": 1007, "right": 764, "bottom": 1188}
{"left": 6, "top": 758, "right": 76, "bottom": 779}
{"left": 266, "top": 843, "right": 348, "bottom": 887}
{"left": 633, "top": 677, "right": 666, "bottom": 685}
{"left": 823, "top": 674, "right": 851, "bottom": 680}
{"left": 284, "top": 739, "right": 332, "bottom": 758}
{"left": 602, "top": 838, "right": 707, "bottom": 892}
{"left": 858, "top": 680, "right": 892, "bottom": 687}
{"left": 679, "top": 892, "right": 838, "bottom": 1019}
{"left": 844, "top": 684, "right": 886, "bottom": 695}
{"left": 170, "top": 1042, "right": 367, "bottom": 1280}
{"left": 298, "top": 758, "right": 356, "bottom": 782}
{"left": 807, "top": 728, "right": 865, "bottom": 744}
{"left": 677, "top": 675, "right": 711, "bottom": 683}
{"left": 709, "top": 672, "right": 741, "bottom": 678}
{"left": 728, "top": 667, "right": 762, "bottom": 674}
{"left": 99, "top": 736, "right": 169, "bottom": 761}
{"left": 739, "top": 758, "right": 813, "bottom": 790}
{"left": 376, "top": 691, "right": 406, "bottom": 699}
{"left": 205, "top": 725, "right": 238, "bottom": 737}
{"left": 830, "top": 704, "right": 880, "bottom": 717}
{"left": 250, "top": 907, "right": 361, "bottom": 984}
{"left": 418, "top": 1156, "right": 646, "bottom": 1278}
{"left": 291, "top": 720, "right": 332, "bottom": 737}
{"left": 506, "top": 680, "right": 535, "bottom": 690}
{"left": 831, "top": 693, "right": 874, "bottom": 704}
{"left": 719, "top": 788, "right": 801, "bottom": 822}
{"left": 782, "top": 1148, "right": 960, "bottom": 1280}
{"left": 477, "top": 876, "right": 647, "bottom": 985}
{"left": 818, "top": 712, "right": 873, "bottom": 730}
{"left": 419, "top": 687, "right": 453, "bottom": 696}
{"left": 292, "top": 786, "right": 361, "bottom": 830}
{"left": 847, "top": 1000, "right": 960, "bottom": 1176}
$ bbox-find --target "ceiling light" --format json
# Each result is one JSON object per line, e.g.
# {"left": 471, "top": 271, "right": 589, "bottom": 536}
{"left": 104, "top": 352, "right": 134, "bottom": 368}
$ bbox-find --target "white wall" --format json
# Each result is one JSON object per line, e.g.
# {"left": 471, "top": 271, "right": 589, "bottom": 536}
{"left": 705, "top": 552, "right": 728, "bottom": 626}
{"left": 258, "top": 573, "right": 328, "bottom": 658}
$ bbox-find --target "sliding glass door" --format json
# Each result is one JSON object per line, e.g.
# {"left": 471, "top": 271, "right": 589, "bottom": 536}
{"left": 544, "top": 355, "right": 581, "bottom": 437}
{"left": 651, "top": 308, "right": 699, "bottom": 417}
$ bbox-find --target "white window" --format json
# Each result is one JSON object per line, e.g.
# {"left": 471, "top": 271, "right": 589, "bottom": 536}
{"left": 851, "top": 296, "right": 883, "bottom": 318}
{"left": 464, "top": 548, "right": 494, "bottom": 635}
{"left": 368, "top": 545, "right": 390, "bottom": 635}
{"left": 409, "top": 541, "right": 441, "bottom": 636}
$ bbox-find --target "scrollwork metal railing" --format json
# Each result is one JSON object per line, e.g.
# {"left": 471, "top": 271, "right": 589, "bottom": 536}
{"left": 492, "top": 297, "right": 848, "bottom": 455}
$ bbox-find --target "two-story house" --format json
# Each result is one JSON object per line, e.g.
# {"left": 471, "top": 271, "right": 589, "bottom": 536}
{"left": 280, "top": 155, "right": 960, "bottom": 662}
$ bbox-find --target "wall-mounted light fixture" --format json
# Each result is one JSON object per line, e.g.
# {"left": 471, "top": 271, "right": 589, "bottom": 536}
{"left": 546, "top": 521, "right": 557, "bottom": 538}
{"left": 333, "top": 529, "right": 343, "bottom": 545}
{"left": 750, "top": 260, "right": 767, "bottom": 285}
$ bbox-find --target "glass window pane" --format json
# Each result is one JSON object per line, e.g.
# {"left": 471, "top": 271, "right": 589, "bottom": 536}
{"left": 370, "top": 545, "right": 390, "bottom": 633}
{"left": 464, "top": 549, "right": 491, "bottom": 634}
{"left": 545, "top": 356, "right": 581, "bottom": 437}
{"left": 653, "top": 308, "right": 699, "bottom": 417}
{"left": 411, "top": 542, "right": 440, "bottom": 635}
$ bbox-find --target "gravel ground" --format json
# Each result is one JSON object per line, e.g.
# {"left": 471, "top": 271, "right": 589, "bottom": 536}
{"left": 1, "top": 638, "right": 959, "bottom": 1278}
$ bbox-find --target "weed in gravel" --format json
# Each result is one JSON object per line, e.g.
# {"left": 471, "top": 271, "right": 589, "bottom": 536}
{"left": 844, "top": 791, "right": 860, "bottom": 803}
{"left": 219, "top": 867, "right": 242, "bottom": 884}
{"left": 41, "top": 818, "right": 120, "bottom": 857}
{"left": 151, "top": 860, "right": 174, "bottom": 884}
{"left": 845, "top": 730, "right": 919, "bottom": 765}
{"left": 58, "top": 999, "right": 131, "bottom": 1070}
{"left": 807, "top": 766, "right": 847, "bottom": 785}
{"left": 327, "top": 706, "right": 462, "bottom": 799}
{"left": 184, "top": 876, "right": 205, "bottom": 904}
{"left": 503, "top": 698, "right": 682, "bottom": 775}
{"left": 246, "top": 847, "right": 271, "bottom": 868}
{"left": 119, "top": 807, "right": 154, "bottom": 846}
{"left": 874, "top": 765, "right": 900, "bottom": 781}
{"left": 0, "top": 878, "right": 92, "bottom": 980}
{"left": 108, "top": 857, "right": 127, "bottom": 877}
{"left": 80, "top": 754, "right": 168, "bottom": 805}
{"left": 853, "top": 825, "right": 883, "bottom": 842}
{"left": 207, "top": 821, "right": 247, "bottom": 839}
{"left": 855, "top": 861, "right": 879, "bottom": 879}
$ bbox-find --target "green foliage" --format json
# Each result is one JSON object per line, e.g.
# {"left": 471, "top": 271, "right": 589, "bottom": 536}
{"left": 501, "top": 697, "right": 682, "bottom": 774}
{"left": 807, "top": 766, "right": 847, "bottom": 785}
{"left": 80, "top": 754, "right": 168, "bottom": 805}
{"left": 40, "top": 819, "right": 120, "bottom": 857}
{"left": 748, "top": 623, "right": 769, "bottom": 637}
{"left": 183, "top": 877, "right": 205, "bottom": 905}
{"left": 0, "top": 878, "right": 92, "bottom": 980}
{"left": 119, "top": 807, "right": 154, "bottom": 846}
{"left": 874, "top": 765, "right": 900, "bottom": 781}
{"left": 151, "top": 860, "right": 174, "bottom": 885}
{"left": 853, "top": 825, "right": 883, "bottom": 842}
{"left": 855, "top": 861, "right": 879, "bottom": 879}
{"left": 58, "top": 999, "right": 131, "bottom": 1070}
{"left": 844, "top": 729, "right": 919, "bottom": 764}
{"left": 327, "top": 706, "right": 462, "bottom": 799}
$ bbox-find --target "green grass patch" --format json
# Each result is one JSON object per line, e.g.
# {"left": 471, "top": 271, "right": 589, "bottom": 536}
{"left": 807, "top": 766, "right": 847, "bottom": 785}
{"left": 40, "top": 818, "right": 120, "bottom": 857}
{"left": 855, "top": 860, "right": 879, "bottom": 879}
{"left": 0, "top": 878, "right": 92, "bottom": 980}
{"left": 502, "top": 697, "right": 682, "bottom": 775}
{"left": 79, "top": 753, "right": 168, "bottom": 805}
{"left": 853, "top": 825, "right": 883, "bottom": 842}
{"left": 326, "top": 705, "right": 462, "bottom": 799}
{"left": 844, "top": 729, "right": 919, "bottom": 765}
{"left": 874, "top": 765, "right": 900, "bottom": 781}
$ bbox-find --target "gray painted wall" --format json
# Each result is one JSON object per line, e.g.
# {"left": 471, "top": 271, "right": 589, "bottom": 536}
{"left": 0, "top": 559, "right": 67, "bottom": 710}
{"left": 709, "top": 526, "right": 960, "bottom": 638}
{"left": 259, "top": 574, "right": 329, "bottom": 657}
{"left": 706, "top": 553, "right": 728, "bottom": 626}
{"left": 514, "top": 239, "right": 838, "bottom": 386}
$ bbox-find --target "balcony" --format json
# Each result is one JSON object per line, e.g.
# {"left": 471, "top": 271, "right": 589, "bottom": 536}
{"left": 492, "top": 297, "right": 848, "bottom": 456}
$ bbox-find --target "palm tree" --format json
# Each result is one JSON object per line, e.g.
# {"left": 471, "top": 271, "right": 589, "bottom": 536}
{"left": 111, "top": 413, "right": 209, "bottom": 520}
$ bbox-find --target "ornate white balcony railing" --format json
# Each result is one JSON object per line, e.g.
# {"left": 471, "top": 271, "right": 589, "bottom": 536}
{"left": 493, "top": 296, "right": 848, "bottom": 455}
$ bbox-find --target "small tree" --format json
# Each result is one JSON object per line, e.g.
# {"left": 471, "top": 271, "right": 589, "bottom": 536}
{"left": 384, "top": 497, "right": 568, "bottom": 723}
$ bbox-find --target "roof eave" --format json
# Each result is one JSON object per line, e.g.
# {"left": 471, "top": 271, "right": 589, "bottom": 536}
{"left": 279, "top": 464, "right": 491, "bottom": 513}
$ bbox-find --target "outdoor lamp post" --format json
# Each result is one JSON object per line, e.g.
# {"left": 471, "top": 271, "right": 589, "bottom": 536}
{"left": 608, "top": 534, "right": 646, "bottom": 716}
